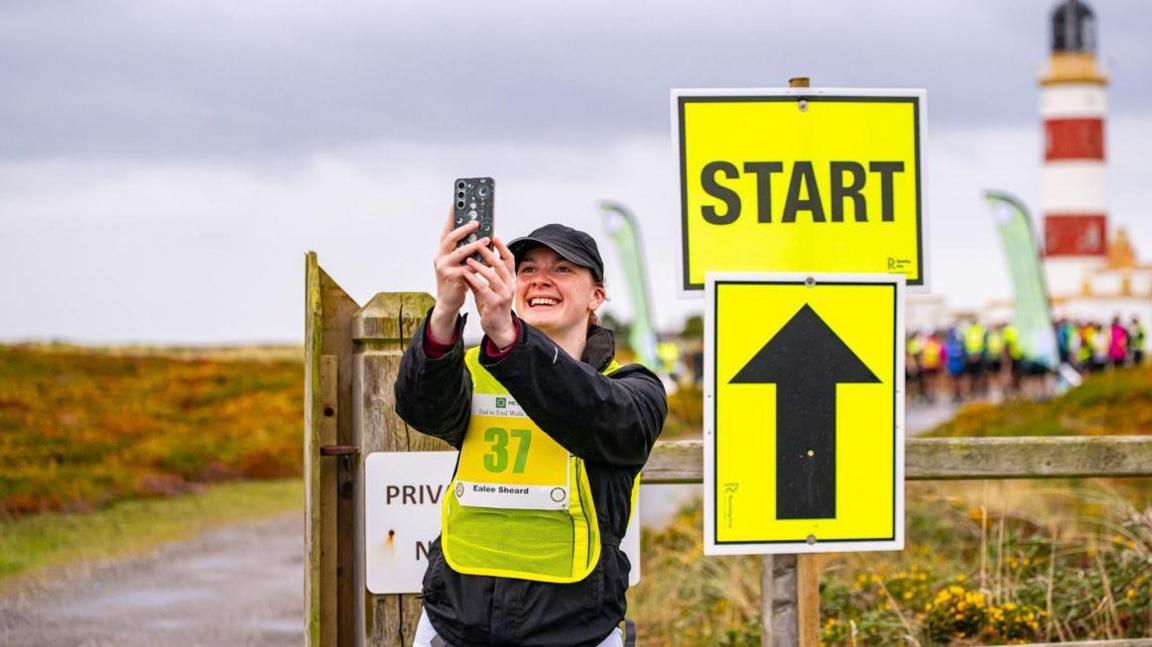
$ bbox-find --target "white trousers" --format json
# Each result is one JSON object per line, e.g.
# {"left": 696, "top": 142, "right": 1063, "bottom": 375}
{"left": 413, "top": 609, "right": 623, "bottom": 647}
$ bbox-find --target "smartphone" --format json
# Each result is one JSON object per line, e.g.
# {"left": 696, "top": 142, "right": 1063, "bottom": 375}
{"left": 453, "top": 177, "right": 495, "bottom": 262}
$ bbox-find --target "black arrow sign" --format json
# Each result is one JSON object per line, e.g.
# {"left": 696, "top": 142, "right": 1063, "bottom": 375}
{"left": 730, "top": 303, "right": 880, "bottom": 520}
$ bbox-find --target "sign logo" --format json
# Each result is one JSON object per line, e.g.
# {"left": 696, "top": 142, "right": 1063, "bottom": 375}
{"left": 495, "top": 397, "right": 507, "bottom": 409}
{"left": 703, "top": 273, "right": 905, "bottom": 555}
{"left": 673, "top": 89, "right": 927, "bottom": 292}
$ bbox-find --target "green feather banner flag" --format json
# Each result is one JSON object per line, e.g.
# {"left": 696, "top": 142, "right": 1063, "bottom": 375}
{"left": 599, "top": 201, "right": 660, "bottom": 370}
{"left": 985, "top": 191, "right": 1059, "bottom": 370}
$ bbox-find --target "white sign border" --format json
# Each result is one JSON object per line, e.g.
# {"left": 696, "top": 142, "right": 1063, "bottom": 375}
{"left": 703, "top": 271, "right": 906, "bottom": 556}
{"left": 670, "top": 87, "right": 931, "bottom": 299}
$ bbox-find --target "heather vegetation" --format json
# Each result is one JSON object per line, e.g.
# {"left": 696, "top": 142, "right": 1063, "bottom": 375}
{"left": 662, "top": 385, "right": 703, "bottom": 439}
{"left": 0, "top": 344, "right": 302, "bottom": 518}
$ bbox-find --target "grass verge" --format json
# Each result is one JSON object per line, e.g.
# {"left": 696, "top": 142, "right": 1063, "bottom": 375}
{"left": 928, "top": 364, "right": 1152, "bottom": 438}
{"left": 0, "top": 478, "right": 302, "bottom": 589}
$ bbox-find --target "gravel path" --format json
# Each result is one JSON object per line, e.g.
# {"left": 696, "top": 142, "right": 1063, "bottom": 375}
{"left": 0, "top": 513, "right": 303, "bottom": 647}
{"left": 905, "top": 399, "right": 960, "bottom": 436}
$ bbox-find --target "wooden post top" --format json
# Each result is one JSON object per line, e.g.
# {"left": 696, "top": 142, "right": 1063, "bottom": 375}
{"left": 352, "top": 292, "right": 434, "bottom": 342}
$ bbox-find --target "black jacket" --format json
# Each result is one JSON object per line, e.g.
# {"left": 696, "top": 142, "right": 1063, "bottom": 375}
{"left": 394, "top": 311, "right": 667, "bottom": 647}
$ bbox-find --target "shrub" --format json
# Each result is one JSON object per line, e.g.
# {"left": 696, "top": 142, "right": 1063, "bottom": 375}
{"left": 924, "top": 584, "right": 988, "bottom": 642}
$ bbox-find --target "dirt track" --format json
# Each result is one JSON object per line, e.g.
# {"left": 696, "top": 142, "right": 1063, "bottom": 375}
{"left": 0, "top": 513, "right": 303, "bottom": 647}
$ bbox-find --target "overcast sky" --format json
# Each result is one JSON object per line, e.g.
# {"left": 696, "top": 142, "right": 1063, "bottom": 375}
{"left": 2, "top": 0, "right": 1150, "bottom": 343}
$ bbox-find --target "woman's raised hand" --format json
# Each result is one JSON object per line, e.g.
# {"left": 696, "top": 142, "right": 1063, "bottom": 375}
{"left": 462, "top": 237, "right": 517, "bottom": 349}
{"left": 429, "top": 211, "right": 489, "bottom": 342}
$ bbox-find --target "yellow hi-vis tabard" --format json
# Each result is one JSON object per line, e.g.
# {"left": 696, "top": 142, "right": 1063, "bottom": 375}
{"left": 441, "top": 348, "right": 622, "bottom": 583}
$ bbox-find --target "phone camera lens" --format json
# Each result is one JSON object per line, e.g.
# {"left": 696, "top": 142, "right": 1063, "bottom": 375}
{"left": 455, "top": 181, "right": 466, "bottom": 190}
{"left": 456, "top": 199, "right": 466, "bottom": 209}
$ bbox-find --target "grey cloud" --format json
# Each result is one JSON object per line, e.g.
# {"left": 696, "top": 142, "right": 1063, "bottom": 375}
{"left": 1, "top": 0, "right": 1149, "bottom": 162}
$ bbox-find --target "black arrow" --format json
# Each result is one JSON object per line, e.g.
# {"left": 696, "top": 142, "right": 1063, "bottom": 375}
{"left": 730, "top": 303, "right": 880, "bottom": 520}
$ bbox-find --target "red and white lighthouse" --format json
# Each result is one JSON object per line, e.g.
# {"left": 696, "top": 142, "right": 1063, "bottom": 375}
{"left": 1040, "top": 0, "right": 1109, "bottom": 297}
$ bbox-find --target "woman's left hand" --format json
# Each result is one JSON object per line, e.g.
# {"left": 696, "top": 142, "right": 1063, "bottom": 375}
{"left": 463, "top": 237, "right": 518, "bottom": 348}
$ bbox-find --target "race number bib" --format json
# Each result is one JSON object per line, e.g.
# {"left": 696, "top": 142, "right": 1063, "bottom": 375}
{"left": 454, "top": 394, "right": 570, "bottom": 510}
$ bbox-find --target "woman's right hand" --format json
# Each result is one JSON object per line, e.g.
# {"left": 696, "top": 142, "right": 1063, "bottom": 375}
{"left": 429, "top": 211, "right": 488, "bottom": 341}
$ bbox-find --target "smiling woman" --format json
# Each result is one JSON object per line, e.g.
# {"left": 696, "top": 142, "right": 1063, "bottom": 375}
{"left": 511, "top": 224, "right": 608, "bottom": 359}
{"left": 393, "top": 216, "right": 668, "bottom": 647}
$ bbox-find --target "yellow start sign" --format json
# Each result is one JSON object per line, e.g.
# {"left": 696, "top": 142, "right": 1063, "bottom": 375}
{"left": 674, "top": 89, "right": 926, "bottom": 292}
{"left": 703, "top": 274, "right": 905, "bottom": 555}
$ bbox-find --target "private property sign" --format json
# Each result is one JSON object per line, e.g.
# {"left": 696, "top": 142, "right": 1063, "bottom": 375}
{"left": 673, "top": 88, "right": 928, "bottom": 292}
{"left": 365, "top": 452, "right": 455, "bottom": 595}
{"left": 703, "top": 273, "right": 905, "bottom": 555}
{"left": 365, "top": 451, "right": 641, "bottom": 594}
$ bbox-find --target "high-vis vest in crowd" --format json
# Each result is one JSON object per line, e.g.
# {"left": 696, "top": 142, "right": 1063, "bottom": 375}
{"left": 1004, "top": 325, "right": 1023, "bottom": 361}
{"left": 441, "top": 348, "right": 624, "bottom": 584}
{"left": 907, "top": 336, "right": 923, "bottom": 360}
{"left": 987, "top": 330, "right": 1005, "bottom": 357}
{"left": 922, "top": 338, "right": 943, "bottom": 370}
{"left": 964, "top": 324, "right": 987, "bottom": 357}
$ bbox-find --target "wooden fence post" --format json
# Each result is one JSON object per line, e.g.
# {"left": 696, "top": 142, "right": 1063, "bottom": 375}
{"left": 353, "top": 292, "right": 448, "bottom": 647}
{"left": 305, "top": 253, "right": 362, "bottom": 647}
{"left": 797, "top": 555, "right": 821, "bottom": 646}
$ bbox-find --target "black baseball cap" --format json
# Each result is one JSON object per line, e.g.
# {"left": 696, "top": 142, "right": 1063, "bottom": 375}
{"left": 508, "top": 224, "right": 605, "bottom": 283}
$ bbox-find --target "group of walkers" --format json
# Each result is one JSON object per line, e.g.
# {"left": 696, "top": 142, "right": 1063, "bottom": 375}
{"left": 906, "top": 315, "right": 1146, "bottom": 404}
{"left": 1055, "top": 316, "right": 1146, "bottom": 372}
